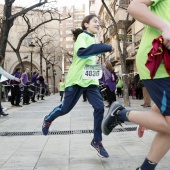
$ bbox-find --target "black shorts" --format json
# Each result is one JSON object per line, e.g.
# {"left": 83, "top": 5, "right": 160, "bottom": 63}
{"left": 143, "top": 77, "right": 170, "bottom": 116}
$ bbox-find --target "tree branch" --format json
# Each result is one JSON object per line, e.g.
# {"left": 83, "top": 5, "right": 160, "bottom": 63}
{"left": 8, "top": 0, "right": 47, "bottom": 21}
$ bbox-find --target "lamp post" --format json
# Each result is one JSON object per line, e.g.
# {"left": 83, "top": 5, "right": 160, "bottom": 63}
{"left": 53, "top": 69, "right": 56, "bottom": 94}
{"left": 28, "top": 42, "right": 35, "bottom": 77}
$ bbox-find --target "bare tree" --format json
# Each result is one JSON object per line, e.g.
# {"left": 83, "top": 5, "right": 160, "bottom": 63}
{"left": 41, "top": 42, "right": 62, "bottom": 93}
{"left": 7, "top": 8, "right": 71, "bottom": 71}
{"left": 0, "top": 0, "right": 48, "bottom": 62}
{"left": 101, "top": 0, "right": 135, "bottom": 106}
{"left": 100, "top": 21, "right": 114, "bottom": 63}
{"left": 33, "top": 33, "right": 52, "bottom": 74}
{"left": 0, "top": 0, "right": 48, "bottom": 107}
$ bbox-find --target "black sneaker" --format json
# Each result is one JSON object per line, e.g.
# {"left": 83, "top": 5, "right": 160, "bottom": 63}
{"left": 91, "top": 140, "right": 109, "bottom": 158}
{"left": 102, "top": 101, "right": 124, "bottom": 135}
{"left": 136, "top": 168, "right": 141, "bottom": 170}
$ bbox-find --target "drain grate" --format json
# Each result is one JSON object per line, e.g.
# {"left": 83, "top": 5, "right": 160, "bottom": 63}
{"left": 0, "top": 127, "right": 137, "bottom": 136}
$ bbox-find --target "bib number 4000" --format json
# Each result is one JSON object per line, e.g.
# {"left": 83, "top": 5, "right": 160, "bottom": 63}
{"left": 85, "top": 70, "right": 100, "bottom": 77}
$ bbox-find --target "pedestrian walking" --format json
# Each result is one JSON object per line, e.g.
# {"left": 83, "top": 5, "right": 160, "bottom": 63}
{"left": 58, "top": 79, "right": 65, "bottom": 102}
{"left": 102, "top": 0, "right": 170, "bottom": 169}
{"left": 42, "top": 14, "right": 114, "bottom": 158}
{"left": 116, "top": 76, "right": 122, "bottom": 98}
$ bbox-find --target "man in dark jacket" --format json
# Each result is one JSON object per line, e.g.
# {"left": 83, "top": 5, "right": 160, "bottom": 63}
{"left": 11, "top": 68, "right": 22, "bottom": 107}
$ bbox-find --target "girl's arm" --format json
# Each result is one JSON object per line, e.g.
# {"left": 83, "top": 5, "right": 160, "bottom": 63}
{"left": 77, "top": 43, "right": 112, "bottom": 58}
{"left": 0, "top": 67, "right": 19, "bottom": 81}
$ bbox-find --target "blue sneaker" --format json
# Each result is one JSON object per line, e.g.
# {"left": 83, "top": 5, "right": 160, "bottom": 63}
{"left": 102, "top": 101, "right": 124, "bottom": 136}
{"left": 91, "top": 140, "right": 109, "bottom": 158}
{"left": 42, "top": 116, "right": 51, "bottom": 135}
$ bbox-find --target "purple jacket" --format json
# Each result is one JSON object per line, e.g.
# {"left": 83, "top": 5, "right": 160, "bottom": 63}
{"left": 31, "top": 73, "right": 39, "bottom": 84}
{"left": 21, "top": 73, "right": 29, "bottom": 85}
{"left": 101, "top": 66, "right": 117, "bottom": 92}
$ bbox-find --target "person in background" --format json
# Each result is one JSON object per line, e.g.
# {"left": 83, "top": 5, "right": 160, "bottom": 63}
{"left": 38, "top": 74, "right": 45, "bottom": 100}
{"left": 21, "top": 68, "right": 30, "bottom": 105}
{"left": 11, "top": 68, "right": 22, "bottom": 107}
{"left": 116, "top": 76, "right": 122, "bottom": 98}
{"left": 42, "top": 14, "right": 114, "bottom": 158}
{"left": 58, "top": 79, "right": 65, "bottom": 102}
{"left": 103, "top": 62, "right": 117, "bottom": 107}
{"left": 134, "top": 73, "right": 143, "bottom": 100}
{"left": 31, "top": 70, "right": 39, "bottom": 102}
{"left": 0, "top": 58, "right": 20, "bottom": 116}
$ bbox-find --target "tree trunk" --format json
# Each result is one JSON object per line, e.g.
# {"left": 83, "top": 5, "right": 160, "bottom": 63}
{"left": 51, "top": 64, "right": 55, "bottom": 94}
{"left": 120, "top": 53, "right": 130, "bottom": 106}
{"left": 16, "top": 51, "right": 24, "bottom": 72}
{"left": 40, "top": 48, "right": 43, "bottom": 74}
{"left": 0, "top": 2, "right": 14, "bottom": 60}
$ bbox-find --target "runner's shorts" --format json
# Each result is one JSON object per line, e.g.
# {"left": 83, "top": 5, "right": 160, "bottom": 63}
{"left": 143, "top": 77, "right": 170, "bottom": 116}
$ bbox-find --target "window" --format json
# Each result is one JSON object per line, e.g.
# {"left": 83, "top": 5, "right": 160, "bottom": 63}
{"left": 66, "top": 23, "right": 73, "bottom": 27}
{"left": 66, "top": 44, "right": 73, "bottom": 48}
{"left": 66, "top": 30, "right": 72, "bottom": 35}
{"left": 66, "top": 37, "right": 73, "bottom": 41}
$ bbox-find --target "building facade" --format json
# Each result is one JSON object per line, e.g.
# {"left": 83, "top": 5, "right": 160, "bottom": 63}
{"left": 0, "top": 4, "right": 62, "bottom": 91}
{"left": 60, "top": 5, "right": 86, "bottom": 76}
{"left": 95, "top": 0, "right": 144, "bottom": 76}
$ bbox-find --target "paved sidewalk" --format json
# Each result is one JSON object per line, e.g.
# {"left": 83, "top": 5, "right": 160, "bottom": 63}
{"left": 0, "top": 94, "right": 169, "bottom": 170}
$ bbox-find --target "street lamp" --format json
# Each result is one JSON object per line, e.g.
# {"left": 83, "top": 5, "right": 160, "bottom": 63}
{"left": 53, "top": 69, "right": 56, "bottom": 94}
{"left": 28, "top": 42, "right": 35, "bottom": 77}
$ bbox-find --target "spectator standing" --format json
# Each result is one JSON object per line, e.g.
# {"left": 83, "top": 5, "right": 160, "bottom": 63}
{"left": 104, "top": 62, "right": 118, "bottom": 107}
{"left": 58, "top": 79, "right": 65, "bottom": 102}
{"left": 31, "top": 70, "right": 39, "bottom": 102}
{"left": 134, "top": 73, "right": 143, "bottom": 99}
{"left": 38, "top": 75, "right": 45, "bottom": 100}
{"left": 11, "top": 68, "right": 22, "bottom": 107}
{"left": 116, "top": 76, "right": 122, "bottom": 98}
{"left": 0, "top": 58, "right": 20, "bottom": 116}
{"left": 21, "top": 68, "right": 30, "bottom": 105}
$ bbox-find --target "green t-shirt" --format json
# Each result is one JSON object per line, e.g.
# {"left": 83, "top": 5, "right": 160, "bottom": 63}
{"left": 58, "top": 82, "right": 65, "bottom": 91}
{"left": 136, "top": 0, "right": 170, "bottom": 79}
{"left": 116, "top": 79, "right": 122, "bottom": 88}
{"left": 65, "top": 32, "right": 99, "bottom": 88}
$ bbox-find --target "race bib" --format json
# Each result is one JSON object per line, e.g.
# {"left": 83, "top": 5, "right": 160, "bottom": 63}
{"left": 82, "top": 64, "right": 102, "bottom": 79}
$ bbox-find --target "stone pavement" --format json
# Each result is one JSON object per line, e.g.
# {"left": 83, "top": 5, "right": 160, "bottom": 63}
{"left": 0, "top": 94, "right": 169, "bottom": 170}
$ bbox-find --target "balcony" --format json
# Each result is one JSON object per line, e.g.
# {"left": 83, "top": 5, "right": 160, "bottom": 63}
{"left": 114, "top": 0, "right": 132, "bottom": 29}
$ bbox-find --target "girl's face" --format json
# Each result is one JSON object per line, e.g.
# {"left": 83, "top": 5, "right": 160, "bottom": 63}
{"left": 85, "top": 17, "right": 100, "bottom": 34}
